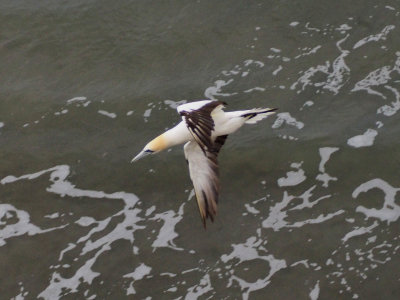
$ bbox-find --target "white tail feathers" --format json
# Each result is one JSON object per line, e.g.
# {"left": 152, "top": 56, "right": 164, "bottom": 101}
{"left": 242, "top": 108, "right": 278, "bottom": 124}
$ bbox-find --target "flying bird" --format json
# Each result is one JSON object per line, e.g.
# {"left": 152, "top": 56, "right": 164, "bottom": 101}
{"left": 132, "top": 100, "right": 277, "bottom": 227}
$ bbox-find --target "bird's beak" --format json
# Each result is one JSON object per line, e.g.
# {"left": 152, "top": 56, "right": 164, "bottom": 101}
{"left": 131, "top": 150, "right": 150, "bottom": 163}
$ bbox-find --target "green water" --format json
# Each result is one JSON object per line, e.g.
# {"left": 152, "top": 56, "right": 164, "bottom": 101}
{"left": 1, "top": 0, "right": 399, "bottom": 299}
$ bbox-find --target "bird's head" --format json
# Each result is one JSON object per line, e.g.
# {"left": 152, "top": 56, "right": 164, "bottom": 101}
{"left": 131, "top": 134, "right": 167, "bottom": 163}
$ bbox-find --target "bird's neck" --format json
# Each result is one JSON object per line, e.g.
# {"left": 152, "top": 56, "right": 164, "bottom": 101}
{"left": 161, "top": 121, "right": 191, "bottom": 149}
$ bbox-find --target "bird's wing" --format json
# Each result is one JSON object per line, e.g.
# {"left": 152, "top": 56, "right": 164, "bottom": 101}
{"left": 213, "top": 134, "right": 228, "bottom": 153}
{"left": 184, "top": 141, "right": 220, "bottom": 227}
{"left": 179, "top": 101, "right": 228, "bottom": 227}
{"left": 178, "top": 100, "right": 226, "bottom": 154}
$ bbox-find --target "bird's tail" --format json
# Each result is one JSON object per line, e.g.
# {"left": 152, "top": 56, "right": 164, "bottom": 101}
{"left": 241, "top": 108, "right": 278, "bottom": 124}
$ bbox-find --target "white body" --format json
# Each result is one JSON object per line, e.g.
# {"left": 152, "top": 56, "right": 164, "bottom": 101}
{"left": 163, "top": 110, "right": 251, "bottom": 147}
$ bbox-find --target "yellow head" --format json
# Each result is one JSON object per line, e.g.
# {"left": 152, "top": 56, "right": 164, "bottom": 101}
{"left": 131, "top": 134, "right": 167, "bottom": 163}
{"left": 146, "top": 135, "right": 167, "bottom": 153}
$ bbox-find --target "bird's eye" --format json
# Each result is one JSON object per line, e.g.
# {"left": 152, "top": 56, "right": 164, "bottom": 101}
{"left": 145, "top": 149, "right": 154, "bottom": 153}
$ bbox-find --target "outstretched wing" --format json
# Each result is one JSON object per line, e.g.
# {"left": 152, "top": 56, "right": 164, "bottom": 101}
{"left": 184, "top": 135, "right": 228, "bottom": 227}
{"left": 178, "top": 101, "right": 229, "bottom": 227}
{"left": 184, "top": 141, "right": 219, "bottom": 227}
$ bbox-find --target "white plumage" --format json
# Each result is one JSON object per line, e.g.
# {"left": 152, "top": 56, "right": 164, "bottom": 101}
{"left": 132, "top": 100, "right": 277, "bottom": 227}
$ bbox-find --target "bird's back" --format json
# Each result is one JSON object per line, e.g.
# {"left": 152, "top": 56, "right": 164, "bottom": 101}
{"left": 212, "top": 110, "right": 248, "bottom": 137}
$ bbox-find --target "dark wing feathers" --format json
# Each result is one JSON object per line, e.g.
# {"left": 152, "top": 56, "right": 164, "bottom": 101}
{"left": 213, "top": 135, "right": 228, "bottom": 153}
{"left": 179, "top": 101, "right": 225, "bottom": 154}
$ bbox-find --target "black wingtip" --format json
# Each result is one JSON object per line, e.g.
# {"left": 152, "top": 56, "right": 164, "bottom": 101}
{"left": 202, "top": 218, "right": 207, "bottom": 229}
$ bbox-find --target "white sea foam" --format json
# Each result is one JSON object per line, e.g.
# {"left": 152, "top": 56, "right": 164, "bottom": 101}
{"left": 185, "top": 274, "right": 213, "bottom": 299}
{"left": 277, "top": 162, "right": 306, "bottom": 187}
{"left": 245, "top": 203, "right": 260, "bottom": 215}
{"left": 44, "top": 212, "right": 60, "bottom": 219}
{"left": 294, "top": 45, "right": 321, "bottom": 59}
{"left": 54, "top": 109, "right": 69, "bottom": 116}
{"left": 347, "top": 129, "right": 377, "bottom": 148}
{"left": 67, "top": 96, "right": 87, "bottom": 104}
{"left": 353, "top": 25, "right": 395, "bottom": 49}
{"left": 301, "top": 101, "right": 314, "bottom": 109}
{"left": 272, "top": 65, "right": 283, "bottom": 76}
{"left": 145, "top": 205, "right": 156, "bottom": 216}
{"left": 243, "top": 87, "right": 266, "bottom": 93}
{"left": 221, "top": 236, "right": 287, "bottom": 300}
{"left": 341, "top": 221, "right": 379, "bottom": 243}
{"left": 351, "top": 66, "right": 392, "bottom": 98}
{"left": 244, "top": 59, "right": 265, "bottom": 67}
{"left": 164, "top": 99, "right": 187, "bottom": 109}
{"left": 377, "top": 85, "right": 400, "bottom": 116}
{"left": 278, "top": 134, "right": 298, "bottom": 140}
{"left": 378, "top": 101, "right": 400, "bottom": 116}
{"left": 151, "top": 203, "right": 185, "bottom": 251}
{"left": 222, "top": 65, "right": 241, "bottom": 76}
{"left": 123, "top": 263, "right": 152, "bottom": 295}
{"left": 39, "top": 244, "right": 106, "bottom": 299}
{"left": 98, "top": 110, "right": 117, "bottom": 118}
{"left": 204, "top": 79, "right": 236, "bottom": 100}
{"left": 3, "top": 7, "right": 400, "bottom": 299}
{"left": 316, "top": 147, "right": 339, "bottom": 187}
{"left": 309, "top": 281, "right": 320, "bottom": 300}
{"left": 351, "top": 53, "right": 400, "bottom": 99}
{"left": 143, "top": 108, "right": 152, "bottom": 118}
{"left": 336, "top": 24, "right": 352, "bottom": 32}
{"left": 263, "top": 186, "right": 342, "bottom": 231}
{"left": 352, "top": 178, "right": 400, "bottom": 223}
{"left": 75, "top": 216, "right": 97, "bottom": 227}
{"left": 1, "top": 165, "right": 142, "bottom": 299}
{"left": 323, "top": 35, "right": 350, "bottom": 94}
{"left": 292, "top": 35, "right": 350, "bottom": 95}
{"left": 305, "top": 22, "right": 322, "bottom": 32}
{"left": 290, "top": 62, "right": 330, "bottom": 92}
{"left": 208, "top": 59, "right": 266, "bottom": 99}
{"left": 0, "top": 204, "right": 65, "bottom": 246}
{"left": 272, "top": 112, "right": 304, "bottom": 129}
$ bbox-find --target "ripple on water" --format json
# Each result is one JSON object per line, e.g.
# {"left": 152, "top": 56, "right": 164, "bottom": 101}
{"left": 2, "top": 2, "right": 400, "bottom": 298}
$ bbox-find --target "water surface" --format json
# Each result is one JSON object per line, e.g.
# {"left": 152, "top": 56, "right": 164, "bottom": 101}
{"left": 1, "top": 0, "right": 400, "bottom": 299}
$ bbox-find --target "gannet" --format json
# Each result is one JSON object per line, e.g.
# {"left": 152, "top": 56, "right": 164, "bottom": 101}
{"left": 132, "top": 100, "right": 277, "bottom": 227}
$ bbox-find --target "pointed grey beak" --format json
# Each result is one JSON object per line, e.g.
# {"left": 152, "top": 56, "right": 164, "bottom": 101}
{"left": 131, "top": 150, "right": 151, "bottom": 163}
